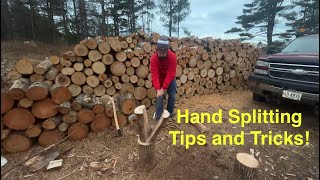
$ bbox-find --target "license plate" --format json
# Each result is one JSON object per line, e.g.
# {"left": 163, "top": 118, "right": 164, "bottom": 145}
{"left": 282, "top": 90, "right": 302, "bottom": 101}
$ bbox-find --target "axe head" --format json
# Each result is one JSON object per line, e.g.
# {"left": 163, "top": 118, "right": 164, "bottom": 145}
{"left": 153, "top": 96, "right": 164, "bottom": 121}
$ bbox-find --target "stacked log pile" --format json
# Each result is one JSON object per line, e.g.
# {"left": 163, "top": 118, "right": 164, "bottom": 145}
{"left": 1, "top": 30, "right": 261, "bottom": 153}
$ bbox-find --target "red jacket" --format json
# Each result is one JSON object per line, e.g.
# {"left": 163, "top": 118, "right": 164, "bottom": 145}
{"left": 150, "top": 50, "right": 177, "bottom": 90}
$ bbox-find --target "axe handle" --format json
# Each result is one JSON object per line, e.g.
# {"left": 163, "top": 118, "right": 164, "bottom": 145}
{"left": 110, "top": 97, "right": 120, "bottom": 130}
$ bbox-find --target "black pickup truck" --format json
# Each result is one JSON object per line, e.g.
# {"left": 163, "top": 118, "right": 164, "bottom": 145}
{"left": 248, "top": 34, "right": 319, "bottom": 115}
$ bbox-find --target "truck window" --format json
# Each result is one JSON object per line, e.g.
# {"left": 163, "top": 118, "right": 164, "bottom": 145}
{"left": 281, "top": 36, "right": 319, "bottom": 54}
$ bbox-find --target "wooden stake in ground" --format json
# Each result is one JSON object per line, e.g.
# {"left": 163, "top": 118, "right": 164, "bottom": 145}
{"left": 232, "top": 153, "right": 259, "bottom": 180}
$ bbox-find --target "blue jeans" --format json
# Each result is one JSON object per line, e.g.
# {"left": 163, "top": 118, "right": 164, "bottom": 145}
{"left": 166, "top": 79, "right": 176, "bottom": 115}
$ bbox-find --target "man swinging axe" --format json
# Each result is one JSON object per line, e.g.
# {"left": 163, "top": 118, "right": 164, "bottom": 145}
{"left": 150, "top": 36, "right": 177, "bottom": 120}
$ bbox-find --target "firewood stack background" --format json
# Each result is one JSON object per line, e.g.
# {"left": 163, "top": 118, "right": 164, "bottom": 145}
{"left": 1, "top": 30, "right": 261, "bottom": 153}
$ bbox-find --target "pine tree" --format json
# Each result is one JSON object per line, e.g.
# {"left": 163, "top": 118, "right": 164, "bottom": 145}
{"left": 225, "top": 0, "right": 288, "bottom": 47}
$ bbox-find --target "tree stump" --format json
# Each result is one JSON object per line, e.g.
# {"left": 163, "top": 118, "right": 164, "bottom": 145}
{"left": 231, "top": 153, "right": 259, "bottom": 180}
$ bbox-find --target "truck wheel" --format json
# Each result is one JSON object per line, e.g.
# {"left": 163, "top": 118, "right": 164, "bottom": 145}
{"left": 253, "top": 92, "right": 265, "bottom": 102}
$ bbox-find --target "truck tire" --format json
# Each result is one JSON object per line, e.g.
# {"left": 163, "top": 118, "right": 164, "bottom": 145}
{"left": 253, "top": 92, "right": 265, "bottom": 102}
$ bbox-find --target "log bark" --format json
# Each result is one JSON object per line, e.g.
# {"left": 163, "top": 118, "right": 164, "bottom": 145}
{"left": 4, "top": 108, "right": 35, "bottom": 130}
{"left": 71, "top": 93, "right": 85, "bottom": 111}
{"left": 62, "top": 110, "right": 77, "bottom": 124}
{"left": 232, "top": 153, "right": 259, "bottom": 180}
{"left": 45, "top": 67, "right": 59, "bottom": 81}
{"left": 58, "top": 101, "right": 71, "bottom": 114}
{"left": 1, "top": 129, "right": 12, "bottom": 140}
{"left": 58, "top": 122, "right": 70, "bottom": 132}
{"left": 42, "top": 116, "right": 62, "bottom": 129}
{"left": 32, "top": 98, "right": 58, "bottom": 119}
{"left": 119, "top": 92, "right": 136, "bottom": 115}
{"left": 9, "top": 78, "right": 30, "bottom": 100}
{"left": 3, "top": 133, "right": 32, "bottom": 153}
{"left": 34, "top": 58, "right": 52, "bottom": 75}
{"left": 92, "top": 97, "right": 105, "bottom": 114}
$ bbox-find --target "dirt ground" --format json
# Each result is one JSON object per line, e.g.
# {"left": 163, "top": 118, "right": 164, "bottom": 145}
{"left": 1, "top": 41, "right": 319, "bottom": 180}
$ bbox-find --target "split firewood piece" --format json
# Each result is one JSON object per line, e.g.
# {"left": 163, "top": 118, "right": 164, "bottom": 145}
{"left": 9, "top": 78, "right": 30, "bottom": 100}
{"left": 146, "top": 110, "right": 170, "bottom": 144}
{"left": 232, "top": 153, "right": 260, "bottom": 180}
{"left": 133, "top": 105, "right": 151, "bottom": 143}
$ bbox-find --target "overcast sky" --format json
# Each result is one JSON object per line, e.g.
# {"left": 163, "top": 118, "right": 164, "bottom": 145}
{"left": 151, "top": 0, "right": 290, "bottom": 44}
